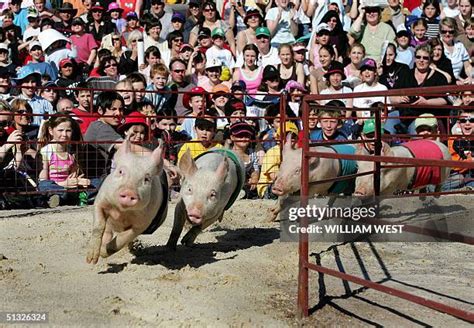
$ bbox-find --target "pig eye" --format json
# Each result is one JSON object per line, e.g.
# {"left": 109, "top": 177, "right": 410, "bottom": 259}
{"left": 118, "top": 169, "right": 124, "bottom": 175}
{"left": 144, "top": 174, "right": 152, "bottom": 183}
{"left": 209, "top": 190, "right": 217, "bottom": 199}
{"left": 295, "top": 168, "right": 301, "bottom": 174}
{"left": 187, "top": 186, "right": 192, "bottom": 193}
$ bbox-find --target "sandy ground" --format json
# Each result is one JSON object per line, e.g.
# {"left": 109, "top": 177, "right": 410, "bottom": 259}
{"left": 0, "top": 196, "right": 473, "bottom": 327}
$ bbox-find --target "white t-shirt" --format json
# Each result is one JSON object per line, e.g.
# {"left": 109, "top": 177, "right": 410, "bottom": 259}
{"left": 265, "top": 7, "right": 295, "bottom": 48}
{"left": 234, "top": 46, "right": 281, "bottom": 68}
{"left": 206, "top": 45, "right": 235, "bottom": 69}
{"left": 353, "top": 82, "right": 389, "bottom": 118}
{"left": 444, "top": 42, "right": 469, "bottom": 79}
{"left": 320, "top": 86, "right": 353, "bottom": 107}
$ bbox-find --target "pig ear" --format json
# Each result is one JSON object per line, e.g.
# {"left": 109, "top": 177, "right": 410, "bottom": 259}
{"left": 381, "top": 142, "right": 393, "bottom": 156}
{"left": 283, "top": 133, "right": 293, "bottom": 153}
{"left": 119, "top": 139, "right": 132, "bottom": 155}
{"left": 151, "top": 144, "right": 164, "bottom": 171}
{"left": 179, "top": 149, "right": 197, "bottom": 177}
{"left": 216, "top": 156, "right": 229, "bottom": 182}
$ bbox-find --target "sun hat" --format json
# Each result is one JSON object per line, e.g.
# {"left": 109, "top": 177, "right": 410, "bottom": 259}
{"left": 12, "top": 66, "right": 41, "bottom": 85}
{"left": 38, "top": 29, "right": 70, "bottom": 52}
{"left": 117, "top": 111, "right": 149, "bottom": 134}
{"left": 323, "top": 61, "right": 347, "bottom": 80}
{"left": 58, "top": 2, "right": 78, "bottom": 15}
{"left": 28, "top": 41, "right": 42, "bottom": 51}
{"left": 244, "top": 8, "right": 263, "bottom": 24}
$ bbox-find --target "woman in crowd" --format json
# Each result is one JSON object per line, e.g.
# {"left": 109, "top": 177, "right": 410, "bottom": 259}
{"left": 183, "top": 0, "right": 202, "bottom": 42}
{"left": 236, "top": 8, "right": 263, "bottom": 55}
{"left": 109, "top": 33, "right": 126, "bottom": 61}
{"left": 189, "top": 1, "right": 235, "bottom": 55}
{"left": 429, "top": 37, "right": 456, "bottom": 84}
{"left": 98, "top": 55, "right": 121, "bottom": 81}
{"left": 277, "top": 43, "right": 305, "bottom": 88}
{"left": 140, "top": 46, "right": 162, "bottom": 85}
{"left": 233, "top": 44, "right": 263, "bottom": 96}
{"left": 119, "top": 30, "right": 142, "bottom": 75}
{"left": 266, "top": 0, "right": 297, "bottom": 48}
{"left": 439, "top": 17, "right": 471, "bottom": 84}
{"left": 344, "top": 43, "right": 365, "bottom": 89}
{"left": 379, "top": 42, "right": 411, "bottom": 89}
{"left": 320, "top": 10, "right": 348, "bottom": 62}
{"left": 391, "top": 44, "right": 449, "bottom": 133}
{"left": 422, "top": 0, "right": 441, "bottom": 40}
{"left": 310, "top": 44, "right": 336, "bottom": 94}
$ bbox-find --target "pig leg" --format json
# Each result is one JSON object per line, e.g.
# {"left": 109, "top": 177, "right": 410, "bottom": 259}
{"left": 268, "top": 197, "right": 284, "bottom": 222}
{"left": 181, "top": 226, "right": 202, "bottom": 246}
{"left": 101, "top": 228, "right": 138, "bottom": 257}
{"left": 166, "top": 199, "right": 187, "bottom": 250}
{"left": 86, "top": 206, "right": 107, "bottom": 264}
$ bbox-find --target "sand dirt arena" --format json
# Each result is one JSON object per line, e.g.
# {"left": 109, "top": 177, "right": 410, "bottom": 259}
{"left": 1, "top": 196, "right": 473, "bottom": 326}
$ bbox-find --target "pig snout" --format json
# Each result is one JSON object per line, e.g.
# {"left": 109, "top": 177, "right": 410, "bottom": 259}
{"left": 187, "top": 206, "right": 203, "bottom": 226}
{"left": 272, "top": 179, "right": 285, "bottom": 196}
{"left": 118, "top": 189, "right": 140, "bottom": 207}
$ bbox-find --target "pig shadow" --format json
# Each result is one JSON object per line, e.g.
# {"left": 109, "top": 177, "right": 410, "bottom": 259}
{"left": 130, "top": 227, "right": 280, "bottom": 269}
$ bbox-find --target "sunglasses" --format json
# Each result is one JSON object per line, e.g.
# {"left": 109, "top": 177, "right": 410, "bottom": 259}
{"left": 172, "top": 38, "right": 183, "bottom": 42}
{"left": 105, "top": 63, "right": 117, "bottom": 68}
{"left": 459, "top": 118, "right": 474, "bottom": 123}
{"left": 189, "top": 4, "right": 200, "bottom": 8}
{"left": 207, "top": 67, "right": 221, "bottom": 73}
{"left": 204, "top": 8, "right": 215, "bottom": 12}
{"left": 365, "top": 8, "right": 379, "bottom": 13}
{"left": 91, "top": 9, "right": 103, "bottom": 13}
{"left": 16, "top": 110, "right": 28, "bottom": 115}
{"left": 112, "top": 38, "right": 120, "bottom": 41}
{"left": 415, "top": 55, "right": 430, "bottom": 60}
{"left": 173, "top": 69, "right": 185, "bottom": 73}
{"left": 256, "top": 35, "right": 269, "bottom": 40}
{"left": 440, "top": 29, "right": 454, "bottom": 35}
{"left": 61, "top": 64, "right": 73, "bottom": 68}
{"left": 317, "top": 30, "right": 330, "bottom": 36}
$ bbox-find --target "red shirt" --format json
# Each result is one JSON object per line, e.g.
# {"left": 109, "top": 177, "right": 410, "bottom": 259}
{"left": 72, "top": 108, "right": 98, "bottom": 135}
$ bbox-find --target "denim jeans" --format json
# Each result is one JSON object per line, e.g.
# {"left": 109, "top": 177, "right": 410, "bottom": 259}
{"left": 441, "top": 172, "right": 474, "bottom": 191}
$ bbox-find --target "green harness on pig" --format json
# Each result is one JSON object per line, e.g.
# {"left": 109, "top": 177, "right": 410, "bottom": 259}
{"left": 327, "top": 144, "right": 358, "bottom": 194}
{"left": 195, "top": 149, "right": 245, "bottom": 210}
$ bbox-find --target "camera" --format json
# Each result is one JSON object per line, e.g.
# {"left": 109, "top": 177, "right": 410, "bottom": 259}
{"left": 409, "top": 96, "right": 419, "bottom": 103}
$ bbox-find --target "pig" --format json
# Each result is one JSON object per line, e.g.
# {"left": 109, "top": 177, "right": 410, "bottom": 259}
{"left": 166, "top": 149, "right": 245, "bottom": 248}
{"left": 354, "top": 139, "right": 451, "bottom": 199}
{"left": 270, "top": 136, "right": 357, "bottom": 220}
{"left": 86, "top": 140, "right": 168, "bottom": 264}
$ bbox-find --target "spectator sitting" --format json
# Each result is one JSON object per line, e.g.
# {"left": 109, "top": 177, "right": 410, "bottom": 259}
{"left": 117, "top": 111, "right": 150, "bottom": 145}
{"left": 71, "top": 82, "right": 97, "bottom": 135}
{"left": 13, "top": 67, "right": 53, "bottom": 126}
{"left": 0, "top": 67, "right": 14, "bottom": 102}
{"left": 309, "top": 107, "right": 348, "bottom": 142}
{"left": 115, "top": 79, "right": 136, "bottom": 115}
{"left": 154, "top": 116, "right": 190, "bottom": 165}
{"left": 180, "top": 86, "right": 209, "bottom": 139}
{"left": 39, "top": 81, "right": 59, "bottom": 109}
{"left": 229, "top": 121, "right": 260, "bottom": 199}
{"left": 24, "top": 42, "right": 57, "bottom": 80}
{"left": 177, "top": 110, "right": 223, "bottom": 160}
{"left": 145, "top": 63, "right": 176, "bottom": 116}
{"left": 257, "top": 122, "right": 299, "bottom": 199}
{"left": 444, "top": 109, "right": 474, "bottom": 190}
{"left": 38, "top": 113, "right": 90, "bottom": 206}
{"left": 414, "top": 113, "right": 439, "bottom": 140}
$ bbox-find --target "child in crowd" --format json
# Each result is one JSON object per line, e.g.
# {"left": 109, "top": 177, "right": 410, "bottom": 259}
{"left": 309, "top": 108, "right": 348, "bottom": 142}
{"left": 38, "top": 114, "right": 90, "bottom": 206}
{"left": 154, "top": 116, "right": 190, "bottom": 165}
{"left": 410, "top": 18, "right": 429, "bottom": 47}
{"left": 210, "top": 84, "right": 230, "bottom": 131}
{"left": 446, "top": 109, "right": 474, "bottom": 190}
{"left": 115, "top": 78, "right": 135, "bottom": 114}
{"left": 320, "top": 61, "right": 353, "bottom": 110}
{"left": 394, "top": 26, "right": 414, "bottom": 68}
{"left": 229, "top": 122, "right": 260, "bottom": 199}
{"left": 117, "top": 111, "right": 149, "bottom": 144}
{"left": 285, "top": 80, "right": 306, "bottom": 118}
{"left": 177, "top": 111, "right": 222, "bottom": 160}
{"left": 414, "top": 113, "right": 439, "bottom": 140}
{"left": 145, "top": 63, "right": 176, "bottom": 115}
{"left": 206, "top": 28, "right": 234, "bottom": 69}
{"left": 257, "top": 122, "right": 299, "bottom": 199}
{"left": 72, "top": 82, "right": 96, "bottom": 135}
{"left": 180, "top": 86, "right": 208, "bottom": 139}
{"left": 127, "top": 72, "right": 147, "bottom": 103}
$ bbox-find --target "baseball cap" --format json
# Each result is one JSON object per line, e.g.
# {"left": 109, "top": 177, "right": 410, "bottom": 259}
{"left": 396, "top": 24, "right": 410, "bottom": 37}
{"left": 359, "top": 58, "right": 377, "bottom": 72}
{"left": 211, "top": 27, "right": 225, "bottom": 38}
{"left": 263, "top": 65, "right": 279, "bottom": 81}
{"left": 171, "top": 12, "right": 185, "bottom": 22}
{"left": 179, "top": 43, "right": 193, "bottom": 52}
{"left": 293, "top": 44, "right": 307, "bottom": 52}
{"left": 198, "top": 27, "right": 211, "bottom": 38}
{"left": 27, "top": 8, "right": 39, "bottom": 18}
{"left": 107, "top": 2, "right": 124, "bottom": 12}
{"left": 255, "top": 26, "right": 270, "bottom": 37}
{"left": 117, "top": 111, "right": 149, "bottom": 134}
{"left": 276, "top": 121, "right": 299, "bottom": 137}
{"left": 212, "top": 83, "right": 230, "bottom": 95}
{"left": 0, "top": 43, "right": 8, "bottom": 52}
{"left": 224, "top": 98, "right": 246, "bottom": 116}
{"left": 415, "top": 113, "right": 437, "bottom": 129}
{"left": 362, "top": 118, "right": 384, "bottom": 135}
{"left": 182, "top": 86, "right": 208, "bottom": 110}
{"left": 28, "top": 41, "right": 42, "bottom": 51}
{"left": 72, "top": 17, "right": 85, "bottom": 25}
{"left": 59, "top": 58, "right": 73, "bottom": 68}
{"left": 284, "top": 80, "right": 306, "bottom": 92}
{"left": 244, "top": 8, "right": 262, "bottom": 24}
{"left": 126, "top": 11, "right": 138, "bottom": 20}
{"left": 91, "top": 2, "right": 105, "bottom": 10}
{"left": 231, "top": 80, "right": 246, "bottom": 92}
{"left": 230, "top": 121, "right": 255, "bottom": 139}
{"left": 316, "top": 23, "right": 331, "bottom": 34}
{"left": 205, "top": 57, "right": 222, "bottom": 69}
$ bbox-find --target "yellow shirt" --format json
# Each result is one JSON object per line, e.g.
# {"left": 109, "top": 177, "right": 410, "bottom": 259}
{"left": 257, "top": 145, "right": 281, "bottom": 198}
{"left": 177, "top": 141, "right": 223, "bottom": 161}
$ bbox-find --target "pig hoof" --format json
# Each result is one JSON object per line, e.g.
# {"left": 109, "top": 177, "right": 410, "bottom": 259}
{"left": 86, "top": 249, "right": 100, "bottom": 264}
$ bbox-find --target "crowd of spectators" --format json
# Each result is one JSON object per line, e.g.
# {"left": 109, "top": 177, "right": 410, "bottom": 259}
{"left": 0, "top": 0, "right": 473, "bottom": 208}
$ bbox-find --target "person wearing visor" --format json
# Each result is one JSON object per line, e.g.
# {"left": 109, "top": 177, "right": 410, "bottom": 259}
{"left": 177, "top": 110, "right": 222, "bottom": 160}
{"left": 414, "top": 113, "right": 439, "bottom": 140}
{"left": 349, "top": 1, "right": 395, "bottom": 62}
